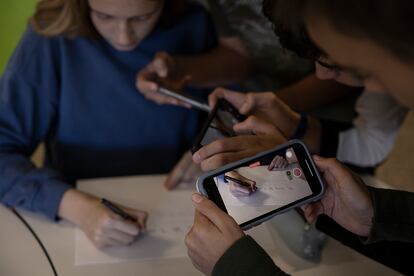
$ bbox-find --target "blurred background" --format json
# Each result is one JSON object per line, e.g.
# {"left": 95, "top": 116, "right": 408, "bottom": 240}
{"left": 0, "top": 0, "right": 413, "bottom": 192}
{"left": 0, "top": 0, "right": 36, "bottom": 72}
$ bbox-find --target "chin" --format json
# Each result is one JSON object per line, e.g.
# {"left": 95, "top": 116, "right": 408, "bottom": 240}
{"left": 112, "top": 43, "right": 139, "bottom": 52}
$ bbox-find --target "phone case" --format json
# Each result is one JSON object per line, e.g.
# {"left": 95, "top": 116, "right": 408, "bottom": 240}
{"left": 190, "top": 99, "right": 246, "bottom": 154}
{"left": 196, "top": 139, "right": 325, "bottom": 230}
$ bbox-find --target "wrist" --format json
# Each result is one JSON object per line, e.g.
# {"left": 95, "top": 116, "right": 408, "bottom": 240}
{"left": 58, "top": 189, "right": 97, "bottom": 226}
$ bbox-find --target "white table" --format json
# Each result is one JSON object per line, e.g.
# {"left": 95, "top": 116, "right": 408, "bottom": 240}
{"left": 2, "top": 174, "right": 400, "bottom": 276}
{"left": 0, "top": 205, "right": 54, "bottom": 276}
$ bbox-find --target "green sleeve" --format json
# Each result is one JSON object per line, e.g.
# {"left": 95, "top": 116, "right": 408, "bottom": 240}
{"left": 365, "top": 187, "right": 414, "bottom": 243}
{"left": 212, "top": 235, "right": 289, "bottom": 276}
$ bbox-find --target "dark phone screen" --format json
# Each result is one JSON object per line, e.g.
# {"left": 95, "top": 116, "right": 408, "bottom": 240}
{"left": 203, "top": 143, "right": 322, "bottom": 227}
{"left": 196, "top": 100, "right": 246, "bottom": 148}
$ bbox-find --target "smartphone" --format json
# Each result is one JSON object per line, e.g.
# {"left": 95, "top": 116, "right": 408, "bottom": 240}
{"left": 191, "top": 99, "right": 247, "bottom": 153}
{"left": 196, "top": 140, "right": 325, "bottom": 230}
{"left": 158, "top": 87, "right": 211, "bottom": 113}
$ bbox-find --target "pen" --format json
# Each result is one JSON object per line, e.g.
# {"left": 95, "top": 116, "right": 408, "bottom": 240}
{"left": 101, "top": 198, "right": 137, "bottom": 222}
{"left": 158, "top": 87, "right": 212, "bottom": 113}
{"left": 224, "top": 175, "right": 252, "bottom": 188}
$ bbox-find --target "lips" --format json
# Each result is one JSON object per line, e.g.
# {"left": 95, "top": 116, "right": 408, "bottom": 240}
{"left": 113, "top": 43, "right": 139, "bottom": 51}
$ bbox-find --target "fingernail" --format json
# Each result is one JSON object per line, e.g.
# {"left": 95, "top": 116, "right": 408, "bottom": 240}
{"left": 193, "top": 152, "right": 201, "bottom": 163}
{"left": 192, "top": 193, "right": 204, "bottom": 203}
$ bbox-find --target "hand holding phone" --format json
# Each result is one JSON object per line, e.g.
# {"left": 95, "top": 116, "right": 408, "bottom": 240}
{"left": 196, "top": 140, "right": 324, "bottom": 230}
{"left": 136, "top": 52, "right": 193, "bottom": 107}
{"left": 224, "top": 171, "right": 257, "bottom": 197}
{"left": 191, "top": 99, "right": 247, "bottom": 153}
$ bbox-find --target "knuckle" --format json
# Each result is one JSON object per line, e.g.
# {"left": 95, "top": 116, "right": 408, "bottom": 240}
{"left": 94, "top": 227, "right": 104, "bottom": 237}
{"left": 214, "top": 140, "right": 225, "bottom": 152}
{"left": 213, "top": 155, "right": 227, "bottom": 167}
{"left": 184, "top": 231, "right": 193, "bottom": 247}
{"left": 101, "top": 215, "right": 114, "bottom": 228}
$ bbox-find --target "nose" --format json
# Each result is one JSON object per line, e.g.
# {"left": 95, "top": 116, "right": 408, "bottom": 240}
{"left": 115, "top": 20, "right": 134, "bottom": 46}
{"left": 315, "top": 62, "right": 338, "bottom": 80}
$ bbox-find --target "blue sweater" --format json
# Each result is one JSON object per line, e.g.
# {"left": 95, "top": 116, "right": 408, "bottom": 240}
{"left": 0, "top": 5, "right": 216, "bottom": 220}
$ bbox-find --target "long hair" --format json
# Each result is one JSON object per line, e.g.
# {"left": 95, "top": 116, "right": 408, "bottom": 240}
{"left": 30, "top": 0, "right": 187, "bottom": 38}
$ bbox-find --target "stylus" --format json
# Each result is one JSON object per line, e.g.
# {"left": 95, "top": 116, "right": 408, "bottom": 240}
{"left": 158, "top": 87, "right": 212, "bottom": 113}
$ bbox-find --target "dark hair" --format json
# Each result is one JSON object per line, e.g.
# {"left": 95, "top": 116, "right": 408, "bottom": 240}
{"left": 262, "top": 0, "right": 321, "bottom": 59}
{"left": 263, "top": 0, "right": 414, "bottom": 62}
{"left": 307, "top": 1, "right": 414, "bottom": 61}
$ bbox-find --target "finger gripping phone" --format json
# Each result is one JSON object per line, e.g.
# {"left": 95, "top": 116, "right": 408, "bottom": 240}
{"left": 196, "top": 140, "right": 325, "bottom": 230}
{"left": 191, "top": 99, "right": 247, "bottom": 154}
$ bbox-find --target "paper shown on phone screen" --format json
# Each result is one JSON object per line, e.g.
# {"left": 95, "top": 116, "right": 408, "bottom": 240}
{"left": 216, "top": 163, "right": 312, "bottom": 225}
{"left": 74, "top": 175, "right": 276, "bottom": 265}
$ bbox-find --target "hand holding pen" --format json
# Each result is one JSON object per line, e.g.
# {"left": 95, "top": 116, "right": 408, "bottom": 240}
{"left": 58, "top": 190, "right": 148, "bottom": 250}
{"left": 84, "top": 198, "right": 147, "bottom": 249}
{"left": 224, "top": 171, "right": 257, "bottom": 197}
{"left": 101, "top": 198, "right": 139, "bottom": 222}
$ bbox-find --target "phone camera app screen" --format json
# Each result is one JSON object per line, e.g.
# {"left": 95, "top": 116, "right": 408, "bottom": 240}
{"left": 214, "top": 147, "right": 313, "bottom": 225}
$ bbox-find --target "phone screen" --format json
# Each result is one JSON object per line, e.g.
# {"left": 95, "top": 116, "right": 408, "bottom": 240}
{"left": 192, "top": 99, "right": 246, "bottom": 153}
{"left": 201, "top": 142, "right": 323, "bottom": 227}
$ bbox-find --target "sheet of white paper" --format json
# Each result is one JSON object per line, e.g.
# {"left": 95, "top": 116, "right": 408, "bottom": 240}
{"left": 74, "top": 175, "right": 275, "bottom": 266}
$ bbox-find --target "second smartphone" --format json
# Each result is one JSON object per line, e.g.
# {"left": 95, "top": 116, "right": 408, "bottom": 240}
{"left": 196, "top": 140, "right": 325, "bottom": 230}
{"left": 191, "top": 99, "right": 247, "bottom": 153}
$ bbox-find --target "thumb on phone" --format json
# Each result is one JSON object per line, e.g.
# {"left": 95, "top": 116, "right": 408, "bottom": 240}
{"left": 191, "top": 193, "right": 233, "bottom": 231}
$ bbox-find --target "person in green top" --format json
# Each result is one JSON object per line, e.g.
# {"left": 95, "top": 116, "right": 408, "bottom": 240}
{"left": 185, "top": 0, "right": 414, "bottom": 275}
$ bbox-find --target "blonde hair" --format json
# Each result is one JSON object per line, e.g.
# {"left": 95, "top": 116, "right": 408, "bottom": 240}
{"left": 30, "top": 0, "right": 97, "bottom": 38}
{"left": 30, "top": 0, "right": 188, "bottom": 38}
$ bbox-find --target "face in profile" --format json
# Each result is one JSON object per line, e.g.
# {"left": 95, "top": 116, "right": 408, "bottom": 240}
{"left": 306, "top": 15, "right": 414, "bottom": 108}
{"left": 88, "top": 0, "right": 164, "bottom": 51}
{"left": 314, "top": 57, "right": 365, "bottom": 88}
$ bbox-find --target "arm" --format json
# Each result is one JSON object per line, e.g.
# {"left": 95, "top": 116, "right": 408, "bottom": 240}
{"left": 0, "top": 70, "right": 71, "bottom": 220}
{"left": 213, "top": 235, "right": 287, "bottom": 276}
{"left": 174, "top": 36, "right": 253, "bottom": 87}
{"left": 136, "top": 38, "right": 253, "bottom": 106}
{"left": 176, "top": 0, "right": 253, "bottom": 87}
{"left": 0, "top": 35, "right": 147, "bottom": 248}
{"left": 336, "top": 91, "right": 408, "bottom": 168}
{"left": 186, "top": 193, "right": 287, "bottom": 276}
{"left": 276, "top": 74, "right": 359, "bottom": 112}
{"left": 364, "top": 186, "right": 414, "bottom": 244}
